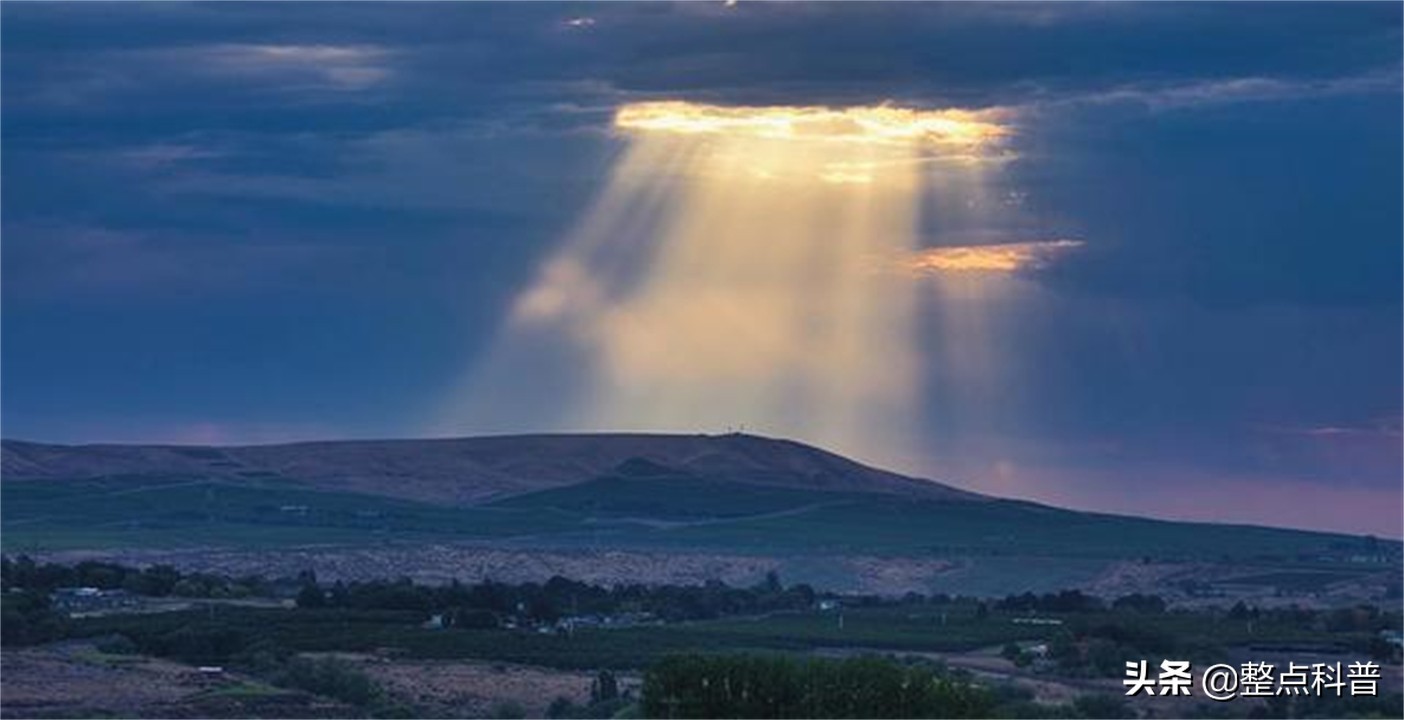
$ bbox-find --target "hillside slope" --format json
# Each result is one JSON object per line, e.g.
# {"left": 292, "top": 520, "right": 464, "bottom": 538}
{"left": 2, "top": 434, "right": 1395, "bottom": 599}
{"left": 0, "top": 433, "right": 982, "bottom": 506}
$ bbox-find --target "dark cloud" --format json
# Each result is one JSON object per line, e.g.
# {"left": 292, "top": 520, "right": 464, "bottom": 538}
{"left": 6, "top": 3, "right": 1399, "bottom": 116}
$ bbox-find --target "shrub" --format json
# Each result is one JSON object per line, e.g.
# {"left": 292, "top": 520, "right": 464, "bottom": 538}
{"left": 95, "top": 634, "right": 139, "bottom": 655}
{"left": 276, "top": 655, "right": 381, "bottom": 708}
{"left": 489, "top": 700, "right": 526, "bottom": 719}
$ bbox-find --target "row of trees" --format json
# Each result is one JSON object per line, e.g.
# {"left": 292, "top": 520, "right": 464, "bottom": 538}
{"left": 1, "top": 555, "right": 274, "bottom": 599}
{"left": 641, "top": 654, "right": 994, "bottom": 718}
{"left": 2, "top": 556, "right": 833, "bottom": 645}
{"left": 294, "top": 571, "right": 820, "bottom": 624}
{"left": 994, "top": 589, "right": 1113, "bottom": 614}
{"left": 1227, "top": 599, "right": 1397, "bottom": 633}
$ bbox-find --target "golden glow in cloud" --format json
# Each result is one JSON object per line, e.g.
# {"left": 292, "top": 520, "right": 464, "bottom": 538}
{"left": 615, "top": 101, "right": 1009, "bottom": 153}
{"left": 904, "top": 239, "right": 1083, "bottom": 274}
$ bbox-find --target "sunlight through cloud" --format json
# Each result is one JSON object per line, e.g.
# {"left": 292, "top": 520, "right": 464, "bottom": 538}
{"left": 614, "top": 101, "right": 1009, "bottom": 152}
{"left": 440, "top": 100, "right": 1029, "bottom": 469}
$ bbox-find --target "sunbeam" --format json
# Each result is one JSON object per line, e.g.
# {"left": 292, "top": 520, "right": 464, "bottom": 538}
{"left": 438, "top": 100, "right": 1021, "bottom": 468}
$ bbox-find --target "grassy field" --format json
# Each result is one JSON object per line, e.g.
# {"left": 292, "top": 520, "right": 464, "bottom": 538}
{"left": 61, "top": 604, "right": 1049, "bottom": 669}
{"left": 62, "top": 599, "right": 1387, "bottom": 672}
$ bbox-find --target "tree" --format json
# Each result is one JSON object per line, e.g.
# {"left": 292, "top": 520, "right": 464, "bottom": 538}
{"left": 546, "top": 697, "right": 577, "bottom": 718}
{"left": 171, "top": 578, "right": 205, "bottom": 597}
{"left": 1112, "top": 593, "right": 1166, "bottom": 614}
{"left": 788, "top": 583, "right": 817, "bottom": 608}
{"left": 278, "top": 656, "right": 382, "bottom": 708}
{"left": 1048, "top": 630, "right": 1080, "bottom": 670}
{"left": 0, "top": 589, "right": 65, "bottom": 645}
{"left": 453, "top": 608, "right": 499, "bottom": 629}
{"left": 296, "top": 582, "right": 326, "bottom": 609}
{"left": 141, "top": 565, "right": 182, "bottom": 596}
{"left": 591, "top": 669, "right": 619, "bottom": 703}
{"left": 1228, "top": 600, "right": 1253, "bottom": 620}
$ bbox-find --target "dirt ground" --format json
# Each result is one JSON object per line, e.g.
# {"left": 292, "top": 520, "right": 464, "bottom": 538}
{"left": 0, "top": 641, "right": 350, "bottom": 719}
{"left": 0, "top": 641, "right": 631, "bottom": 719}
{"left": 323, "top": 652, "right": 639, "bottom": 717}
{"left": 1, "top": 641, "right": 195, "bottom": 716}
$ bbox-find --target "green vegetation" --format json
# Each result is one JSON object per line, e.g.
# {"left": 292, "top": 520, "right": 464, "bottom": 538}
{"left": 4, "top": 559, "right": 1401, "bottom": 719}
{"left": 27, "top": 590, "right": 1397, "bottom": 674}
{"left": 1, "top": 587, "right": 66, "bottom": 645}
{"left": 192, "top": 681, "right": 288, "bottom": 700}
{"left": 6, "top": 557, "right": 1398, "bottom": 672}
{"left": 273, "top": 655, "right": 387, "bottom": 711}
{"left": 73, "top": 646, "right": 143, "bottom": 667}
{"left": 642, "top": 654, "right": 994, "bottom": 718}
{"left": 4, "top": 472, "right": 1391, "bottom": 572}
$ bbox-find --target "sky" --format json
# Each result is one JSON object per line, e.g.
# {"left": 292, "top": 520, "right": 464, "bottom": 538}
{"left": 3, "top": 2, "right": 1400, "bottom": 537}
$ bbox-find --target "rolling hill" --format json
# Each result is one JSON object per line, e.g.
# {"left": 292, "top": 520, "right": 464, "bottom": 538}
{"left": 1, "top": 433, "right": 979, "bottom": 506}
{"left": 2, "top": 433, "right": 1396, "bottom": 597}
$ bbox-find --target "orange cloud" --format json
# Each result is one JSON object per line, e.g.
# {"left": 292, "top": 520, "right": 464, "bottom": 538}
{"left": 614, "top": 100, "right": 1010, "bottom": 154}
{"left": 904, "top": 239, "right": 1083, "bottom": 273}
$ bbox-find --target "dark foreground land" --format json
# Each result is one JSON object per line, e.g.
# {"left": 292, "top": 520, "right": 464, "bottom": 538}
{"left": 3, "top": 558, "right": 1401, "bottom": 718}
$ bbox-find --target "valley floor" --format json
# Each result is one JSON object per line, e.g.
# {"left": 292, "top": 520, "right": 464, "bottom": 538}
{"left": 21, "top": 542, "right": 1400, "bottom": 609}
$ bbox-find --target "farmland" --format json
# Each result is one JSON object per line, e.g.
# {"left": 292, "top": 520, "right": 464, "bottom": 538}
{"left": 3, "top": 557, "right": 1400, "bottom": 718}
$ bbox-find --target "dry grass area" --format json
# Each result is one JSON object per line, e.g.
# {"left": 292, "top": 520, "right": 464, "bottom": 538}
{"left": 329, "top": 653, "right": 636, "bottom": 718}
{"left": 1, "top": 641, "right": 194, "bottom": 717}
{"left": 35, "top": 545, "right": 974, "bottom": 596}
{"left": 0, "top": 641, "right": 349, "bottom": 719}
{"left": 37, "top": 545, "right": 785, "bottom": 588}
{"left": 1085, "top": 559, "right": 1398, "bottom": 610}
{"left": 0, "top": 642, "right": 631, "bottom": 719}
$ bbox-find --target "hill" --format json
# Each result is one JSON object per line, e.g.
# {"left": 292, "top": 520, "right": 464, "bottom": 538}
{"left": 2, "top": 433, "right": 1397, "bottom": 598}
{"left": 0, "top": 433, "right": 980, "bottom": 506}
